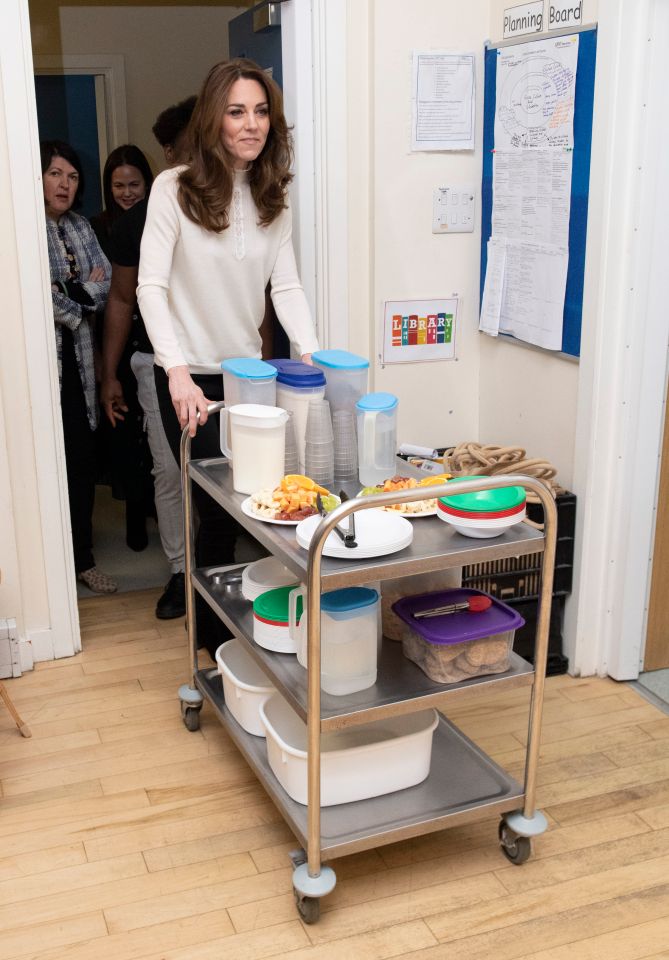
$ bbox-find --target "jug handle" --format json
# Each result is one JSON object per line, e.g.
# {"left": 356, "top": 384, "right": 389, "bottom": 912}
{"left": 219, "top": 405, "right": 232, "bottom": 458}
{"left": 288, "top": 585, "right": 305, "bottom": 645}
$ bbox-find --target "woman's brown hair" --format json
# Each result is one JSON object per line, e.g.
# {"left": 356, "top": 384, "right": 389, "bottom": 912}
{"left": 177, "top": 58, "right": 293, "bottom": 233}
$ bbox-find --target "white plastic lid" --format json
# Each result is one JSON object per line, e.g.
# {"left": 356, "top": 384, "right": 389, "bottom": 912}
{"left": 228, "top": 404, "right": 288, "bottom": 427}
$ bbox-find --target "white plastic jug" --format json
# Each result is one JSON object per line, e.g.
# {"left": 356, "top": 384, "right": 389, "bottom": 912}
{"left": 289, "top": 585, "right": 378, "bottom": 696}
{"left": 356, "top": 393, "right": 399, "bottom": 487}
{"left": 219, "top": 404, "right": 288, "bottom": 495}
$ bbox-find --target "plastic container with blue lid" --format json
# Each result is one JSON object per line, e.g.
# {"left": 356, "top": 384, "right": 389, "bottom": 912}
{"left": 356, "top": 392, "right": 399, "bottom": 412}
{"left": 267, "top": 358, "right": 326, "bottom": 387}
{"left": 293, "top": 585, "right": 379, "bottom": 695}
{"left": 356, "top": 392, "right": 399, "bottom": 487}
{"left": 312, "top": 350, "right": 370, "bottom": 418}
{"left": 220, "top": 357, "right": 277, "bottom": 410}
{"left": 312, "top": 349, "right": 370, "bottom": 370}
{"left": 267, "top": 359, "right": 327, "bottom": 472}
{"left": 320, "top": 586, "right": 378, "bottom": 617}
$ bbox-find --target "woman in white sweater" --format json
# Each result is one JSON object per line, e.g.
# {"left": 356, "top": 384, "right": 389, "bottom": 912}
{"left": 137, "top": 58, "right": 319, "bottom": 655}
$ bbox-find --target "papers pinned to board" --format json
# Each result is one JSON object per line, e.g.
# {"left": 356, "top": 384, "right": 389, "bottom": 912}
{"left": 480, "top": 34, "right": 579, "bottom": 351}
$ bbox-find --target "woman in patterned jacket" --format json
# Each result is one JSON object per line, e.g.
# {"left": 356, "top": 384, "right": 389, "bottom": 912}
{"left": 41, "top": 139, "right": 117, "bottom": 594}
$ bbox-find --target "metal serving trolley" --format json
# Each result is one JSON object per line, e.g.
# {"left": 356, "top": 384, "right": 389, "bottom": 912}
{"left": 178, "top": 403, "right": 557, "bottom": 924}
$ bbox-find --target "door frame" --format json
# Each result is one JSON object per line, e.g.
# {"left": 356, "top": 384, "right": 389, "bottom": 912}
{"left": 33, "top": 53, "right": 129, "bottom": 180}
{"left": 1, "top": 0, "right": 80, "bottom": 660}
{"left": 281, "top": 0, "right": 349, "bottom": 351}
{"left": 565, "top": 0, "right": 669, "bottom": 679}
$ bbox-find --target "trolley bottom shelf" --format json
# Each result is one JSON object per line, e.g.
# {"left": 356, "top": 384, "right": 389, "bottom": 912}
{"left": 195, "top": 669, "right": 525, "bottom": 859}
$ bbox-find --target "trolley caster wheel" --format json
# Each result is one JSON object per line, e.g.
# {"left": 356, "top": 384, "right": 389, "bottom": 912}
{"left": 294, "top": 889, "right": 320, "bottom": 924}
{"left": 498, "top": 820, "right": 532, "bottom": 865}
{"left": 181, "top": 704, "right": 201, "bottom": 732}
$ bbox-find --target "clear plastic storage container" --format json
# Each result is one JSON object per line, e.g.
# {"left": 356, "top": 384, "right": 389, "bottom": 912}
{"left": 267, "top": 359, "right": 327, "bottom": 473}
{"left": 290, "top": 586, "right": 379, "bottom": 695}
{"left": 356, "top": 392, "right": 399, "bottom": 488}
{"left": 312, "top": 349, "right": 369, "bottom": 418}
{"left": 221, "top": 357, "right": 277, "bottom": 407}
{"left": 392, "top": 588, "right": 524, "bottom": 684}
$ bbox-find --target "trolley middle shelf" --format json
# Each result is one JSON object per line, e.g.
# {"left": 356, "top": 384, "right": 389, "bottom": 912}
{"left": 194, "top": 666, "right": 525, "bottom": 859}
{"left": 192, "top": 565, "right": 535, "bottom": 731}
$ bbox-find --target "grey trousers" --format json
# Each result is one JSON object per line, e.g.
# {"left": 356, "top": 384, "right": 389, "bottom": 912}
{"left": 130, "top": 351, "right": 185, "bottom": 573}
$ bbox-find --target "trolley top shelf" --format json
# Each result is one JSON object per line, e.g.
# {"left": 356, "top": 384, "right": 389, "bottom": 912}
{"left": 189, "top": 457, "right": 545, "bottom": 588}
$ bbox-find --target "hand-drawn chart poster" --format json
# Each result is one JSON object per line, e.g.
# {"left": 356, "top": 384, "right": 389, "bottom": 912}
{"left": 382, "top": 299, "right": 458, "bottom": 364}
{"left": 494, "top": 34, "right": 578, "bottom": 150}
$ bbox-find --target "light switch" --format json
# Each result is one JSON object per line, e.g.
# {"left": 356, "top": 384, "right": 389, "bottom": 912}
{"left": 432, "top": 185, "right": 476, "bottom": 233}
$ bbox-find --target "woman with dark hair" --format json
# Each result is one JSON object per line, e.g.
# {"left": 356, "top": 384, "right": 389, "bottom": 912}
{"left": 91, "top": 144, "right": 154, "bottom": 257}
{"left": 137, "top": 58, "right": 319, "bottom": 655}
{"left": 92, "top": 144, "right": 156, "bottom": 552}
{"left": 41, "top": 139, "right": 117, "bottom": 594}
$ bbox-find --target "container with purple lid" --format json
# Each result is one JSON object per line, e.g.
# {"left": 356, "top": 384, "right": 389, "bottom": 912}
{"left": 392, "top": 588, "right": 524, "bottom": 684}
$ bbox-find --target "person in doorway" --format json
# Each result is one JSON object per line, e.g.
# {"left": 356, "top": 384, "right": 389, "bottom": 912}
{"left": 137, "top": 59, "right": 319, "bottom": 655}
{"left": 100, "top": 98, "right": 196, "bottom": 619}
{"left": 41, "top": 139, "right": 117, "bottom": 595}
{"left": 92, "top": 145, "right": 156, "bottom": 553}
{"left": 90, "top": 145, "right": 154, "bottom": 258}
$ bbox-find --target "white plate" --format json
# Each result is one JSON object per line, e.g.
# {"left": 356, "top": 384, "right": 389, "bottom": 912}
{"left": 241, "top": 496, "right": 340, "bottom": 526}
{"left": 295, "top": 508, "right": 414, "bottom": 559}
{"left": 357, "top": 490, "right": 438, "bottom": 518}
{"left": 380, "top": 503, "right": 437, "bottom": 518}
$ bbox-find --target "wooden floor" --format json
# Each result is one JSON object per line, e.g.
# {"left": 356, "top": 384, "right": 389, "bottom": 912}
{"left": 2, "top": 588, "right": 669, "bottom": 960}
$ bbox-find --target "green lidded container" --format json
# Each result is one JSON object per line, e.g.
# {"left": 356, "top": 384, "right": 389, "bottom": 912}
{"left": 253, "top": 585, "right": 303, "bottom": 625}
{"left": 439, "top": 476, "right": 526, "bottom": 514}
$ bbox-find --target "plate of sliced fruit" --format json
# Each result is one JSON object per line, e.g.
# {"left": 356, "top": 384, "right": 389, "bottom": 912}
{"left": 358, "top": 474, "right": 452, "bottom": 517}
{"left": 242, "top": 474, "right": 340, "bottom": 525}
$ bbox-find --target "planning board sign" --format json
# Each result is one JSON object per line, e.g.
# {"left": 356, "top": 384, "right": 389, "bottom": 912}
{"left": 503, "top": 2, "right": 544, "bottom": 39}
{"left": 547, "top": 0, "right": 583, "bottom": 29}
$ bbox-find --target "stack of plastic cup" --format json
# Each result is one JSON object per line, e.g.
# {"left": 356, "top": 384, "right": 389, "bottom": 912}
{"left": 284, "top": 411, "right": 299, "bottom": 474}
{"left": 304, "top": 398, "right": 334, "bottom": 486}
{"left": 333, "top": 410, "right": 358, "bottom": 484}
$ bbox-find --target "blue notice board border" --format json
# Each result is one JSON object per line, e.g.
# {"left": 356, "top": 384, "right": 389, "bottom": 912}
{"left": 480, "top": 27, "right": 597, "bottom": 358}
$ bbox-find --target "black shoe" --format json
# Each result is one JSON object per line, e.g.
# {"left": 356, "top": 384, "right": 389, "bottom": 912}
{"left": 156, "top": 572, "right": 186, "bottom": 619}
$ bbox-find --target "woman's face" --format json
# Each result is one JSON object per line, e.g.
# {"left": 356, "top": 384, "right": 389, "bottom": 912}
{"left": 43, "top": 156, "right": 79, "bottom": 220}
{"left": 110, "top": 164, "right": 147, "bottom": 211}
{"left": 220, "top": 78, "right": 270, "bottom": 170}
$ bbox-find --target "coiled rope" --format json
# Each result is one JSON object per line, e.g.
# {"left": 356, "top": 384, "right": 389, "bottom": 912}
{"left": 441, "top": 443, "right": 564, "bottom": 508}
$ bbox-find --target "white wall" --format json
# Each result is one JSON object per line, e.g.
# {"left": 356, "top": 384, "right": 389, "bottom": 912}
{"left": 480, "top": 0, "right": 599, "bottom": 490}
{"left": 347, "top": 1, "right": 486, "bottom": 449}
{"left": 30, "top": 4, "right": 248, "bottom": 171}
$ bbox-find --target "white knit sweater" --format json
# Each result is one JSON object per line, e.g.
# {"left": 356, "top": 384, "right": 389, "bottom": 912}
{"left": 137, "top": 166, "right": 319, "bottom": 374}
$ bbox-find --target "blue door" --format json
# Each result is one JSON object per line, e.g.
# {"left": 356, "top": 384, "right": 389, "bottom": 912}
{"left": 228, "top": 4, "right": 283, "bottom": 87}
{"left": 34, "top": 74, "right": 103, "bottom": 220}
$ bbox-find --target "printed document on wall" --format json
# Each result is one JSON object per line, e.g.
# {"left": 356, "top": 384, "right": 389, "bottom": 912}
{"left": 492, "top": 150, "right": 572, "bottom": 248}
{"left": 411, "top": 52, "right": 475, "bottom": 151}
{"left": 494, "top": 34, "right": 579, "bottom": 150}
{"left": 499, "top": 241, "right": 568, "bottom": 350}
{"left": 479, "top": 239, "right": 507, "bottom": 336}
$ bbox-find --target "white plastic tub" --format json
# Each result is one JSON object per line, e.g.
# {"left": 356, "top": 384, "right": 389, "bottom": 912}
{"left": 216, "top": 639, "right": 275, "bottom": 737}
{"left": 260, "top": 694, "right": 438, "bottom": 806}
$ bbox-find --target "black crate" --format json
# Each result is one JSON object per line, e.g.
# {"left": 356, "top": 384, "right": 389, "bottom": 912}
{"left": 508, "top": 596, "right": 569, "bottom": 676}
{"left": 461, "top": 491, "right": 576, "bottom": 675}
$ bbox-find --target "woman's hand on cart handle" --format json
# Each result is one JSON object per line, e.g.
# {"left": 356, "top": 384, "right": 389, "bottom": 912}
{"left": 168, "top": 365, "right": 212, "bottom": 437}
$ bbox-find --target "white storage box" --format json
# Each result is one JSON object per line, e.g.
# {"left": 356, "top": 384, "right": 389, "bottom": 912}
{"left": 216, "top": 639, "right": 275, "bottom": 737}
{"left": 260, "top": 694, "right": 438, "bottom": 806}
